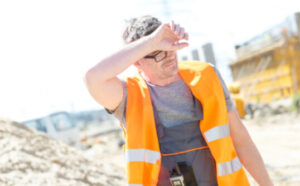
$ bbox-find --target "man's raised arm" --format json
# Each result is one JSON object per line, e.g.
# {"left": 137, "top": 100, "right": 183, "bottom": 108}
{"left": 84, "top": 23, "right": 188, "bottom": 110}
{"left": 84, "top": 36, "right": 154, "bottom": 110}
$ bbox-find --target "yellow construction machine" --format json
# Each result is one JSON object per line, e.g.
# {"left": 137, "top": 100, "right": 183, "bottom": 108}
{"left": 229, "top": 12, "right": 300, "bottom": 116}
{"left": 228, "top": 82, "right": 246, "bottom": 118}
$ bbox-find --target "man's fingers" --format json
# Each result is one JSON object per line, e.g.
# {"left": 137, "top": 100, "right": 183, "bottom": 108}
{"left": 171, "top": 42, "right": 189, "bottom": 50}
{"left": 171, "top": 21, "right": 175, "bottom": 31}
{"left": 169, "top": 21, "right": 188, "bottom": 40}
{"left": 171, "top": 21, "right": 180, "bottom": 33}
{"left": 183, "top": 33, "right": 189, "bottom": 40}
{"left": 175, "top": 24, "right": 180, "bottom": 35}
{"left": 178, "top": 27, "right": 185, "bottom": 38}
{"left": 160, "top": 21, "right": 189, "bottom": 50}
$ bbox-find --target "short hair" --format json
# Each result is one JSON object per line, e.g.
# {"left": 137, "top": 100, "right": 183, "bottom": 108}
{"left": 122, "top": 15, "right": 162, "bottom": 44}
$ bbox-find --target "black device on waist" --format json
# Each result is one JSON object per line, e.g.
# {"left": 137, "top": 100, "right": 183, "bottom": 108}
{"left": 169, "top": 162, "right": 197, "bottom": 186}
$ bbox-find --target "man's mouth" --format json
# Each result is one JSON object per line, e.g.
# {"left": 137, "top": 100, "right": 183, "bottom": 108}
{"left": 163, "top": 59, "right": 175, "bottom": 67}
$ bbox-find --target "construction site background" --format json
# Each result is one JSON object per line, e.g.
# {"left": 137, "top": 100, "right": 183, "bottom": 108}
{"left": 229, "top": 12, "right": 300, "bottom": 118}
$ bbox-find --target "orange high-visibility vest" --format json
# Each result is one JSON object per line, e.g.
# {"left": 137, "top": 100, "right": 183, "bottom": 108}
{"left": 124, "top": 61, "right": 250, "bottom": 186}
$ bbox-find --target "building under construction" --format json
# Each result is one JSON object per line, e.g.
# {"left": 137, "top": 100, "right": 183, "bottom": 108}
{"left": 230, "top": 12, "right": 300, "bottom": 104}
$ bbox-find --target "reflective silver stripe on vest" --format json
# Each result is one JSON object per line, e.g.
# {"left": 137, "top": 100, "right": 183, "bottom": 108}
{"left": 128, "top": 184, "right": 143, "bottom": 186}
{"left": 218, "top": 157, "right": 242, "bottom": 176}
{"left": 204, "top": 125, "right": 230, "bottom": 142}
{"left": 126, "top": 149, "right": 161, "bottom": 164}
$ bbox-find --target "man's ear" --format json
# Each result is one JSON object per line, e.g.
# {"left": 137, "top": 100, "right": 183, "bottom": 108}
{"left": 133, "top": 61, "right": 139, "bottom": 68}
{"left": 134, "top": 59, "right": 143, "bottom": 68}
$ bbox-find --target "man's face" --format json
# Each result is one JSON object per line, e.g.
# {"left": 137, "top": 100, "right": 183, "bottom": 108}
{"left": 137, "top": 51, "right": 179, "bottom": 79}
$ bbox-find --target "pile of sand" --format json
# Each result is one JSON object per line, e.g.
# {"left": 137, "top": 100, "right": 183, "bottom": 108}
{"left": 0, "top": 119, "right": 126, "bottom": 186}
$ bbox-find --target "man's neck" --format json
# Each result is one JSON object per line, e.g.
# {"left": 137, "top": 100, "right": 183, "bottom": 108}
{"left": 141, "top": 72, "right": 181, "bottom": 86}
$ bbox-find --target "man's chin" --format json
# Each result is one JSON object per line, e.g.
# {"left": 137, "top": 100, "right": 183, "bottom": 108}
{"left": 164, "top": 64, "right": 178, "bottom": 78}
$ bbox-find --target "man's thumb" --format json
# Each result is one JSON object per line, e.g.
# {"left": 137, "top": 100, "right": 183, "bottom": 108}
{"left": 171, "top": 42, "right": 189, "bottom": 50}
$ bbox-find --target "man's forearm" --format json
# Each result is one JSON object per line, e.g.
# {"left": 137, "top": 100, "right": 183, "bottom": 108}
{"left": 229, "top": 110, "right": 273, "bottom": 186}
{"left": 86, "top": 35, "right": 153, "bottom": 82}
{"left": 235, "top": 135, "right": 272, "bottom": 185}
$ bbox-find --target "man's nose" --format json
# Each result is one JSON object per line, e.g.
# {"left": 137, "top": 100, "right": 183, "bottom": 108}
{"left": 167, "top": 51, "right": 175, "bottom": 57}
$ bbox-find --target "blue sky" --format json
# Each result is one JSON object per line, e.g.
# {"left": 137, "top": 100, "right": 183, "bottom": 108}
{"left": 0, "top": 0, "right": 300, "bottom": 121}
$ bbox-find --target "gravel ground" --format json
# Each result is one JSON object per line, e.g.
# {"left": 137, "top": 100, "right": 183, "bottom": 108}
{"left": 244, "top": 112, "right": 300, "bottom": 186}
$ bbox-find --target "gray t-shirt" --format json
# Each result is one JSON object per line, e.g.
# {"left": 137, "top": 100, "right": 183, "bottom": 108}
{"left": 108, "top": 66, "right": 235, "bottom": 128}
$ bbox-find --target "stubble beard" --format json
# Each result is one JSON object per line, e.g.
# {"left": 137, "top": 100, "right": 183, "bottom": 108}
{"left": 160, "top": 59, "right": 178, "bottom": 78}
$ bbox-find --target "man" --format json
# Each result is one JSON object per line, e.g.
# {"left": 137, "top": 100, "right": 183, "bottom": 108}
{"left": 84, "top": 15, "right": 273, "bottom": 186}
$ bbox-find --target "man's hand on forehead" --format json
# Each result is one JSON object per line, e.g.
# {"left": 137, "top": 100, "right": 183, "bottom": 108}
{"left": 150, "top": 21, "right": 189, "bottom": 52}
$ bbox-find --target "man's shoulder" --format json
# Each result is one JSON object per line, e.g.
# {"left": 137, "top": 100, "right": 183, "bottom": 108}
{"left": 179, "top": 61, "right": 214, "bottom": 71}
{"left": 179, "top": 60, "right": 211, "bottom": 66}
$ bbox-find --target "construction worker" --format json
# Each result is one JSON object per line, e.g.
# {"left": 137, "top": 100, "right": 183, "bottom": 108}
{"left": 84, "top": 15, "right": 273, "bottom": 186}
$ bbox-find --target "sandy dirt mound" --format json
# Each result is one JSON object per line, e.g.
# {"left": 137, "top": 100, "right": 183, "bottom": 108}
{"left": 0, "top": 119, "right": 126, "bottom": 186}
